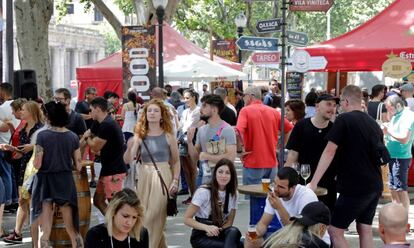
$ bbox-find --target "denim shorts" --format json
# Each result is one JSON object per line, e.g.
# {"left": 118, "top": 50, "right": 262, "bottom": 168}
{"left": 0, "top": 176, "right": 5, "bottom": 204}
{"left": 242, "top": 167, "right": 278, "bottom": 185}
{"left": 389, "top": 158, "right": 411, "bottom": 191}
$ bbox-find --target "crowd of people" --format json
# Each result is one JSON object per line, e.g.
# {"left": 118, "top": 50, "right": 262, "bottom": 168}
{"left": 0, "top": 79, "right": 412, "bottom": 248}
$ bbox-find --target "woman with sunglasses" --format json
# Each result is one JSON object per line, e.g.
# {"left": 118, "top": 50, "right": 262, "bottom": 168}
{"left": 184, "top": 158, "right": 242, "bottom": 248}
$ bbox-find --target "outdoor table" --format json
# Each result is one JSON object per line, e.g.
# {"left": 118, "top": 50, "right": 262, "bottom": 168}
{"left": 238, "top": 184, "right": 328, "bottom": 197}
{"left": 238, "top": 184, "right": 328, "bottom": 237}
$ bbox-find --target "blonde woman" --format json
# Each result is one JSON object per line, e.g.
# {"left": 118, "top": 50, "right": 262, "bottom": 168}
{"left": 4, "top": 100, "right": 44, "bottom": 244}
{"left": 262, "top": 201, "right": 330, "bottom": 248}
{"left": 85, "top": 188, "right": 148, "bottom": 247}
{"left": 124, "top": 99, "right": 180, "bottom": 248}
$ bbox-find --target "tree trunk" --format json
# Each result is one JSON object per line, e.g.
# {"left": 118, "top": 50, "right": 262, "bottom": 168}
{"left": 133, "top": 0, "right": 149, "bottom": 25}
{"left": 14, "top": 0, "right": 53, "bottom": 100}
{"left": 91, "top": 0, "right": 122, "bottom": 39}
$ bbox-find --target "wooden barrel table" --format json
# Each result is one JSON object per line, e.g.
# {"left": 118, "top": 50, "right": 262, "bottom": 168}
{"left": 381, "top": 164, "right": 392, "bottom": 200}
{"left": 49, "top": 161, "right": 92, "bottom": 247}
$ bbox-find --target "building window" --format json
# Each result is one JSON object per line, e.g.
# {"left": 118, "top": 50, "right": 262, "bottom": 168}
{"left": 66, "top": 3, "right": 74, "bottom": 15}
{"left": 94, "top": 7, "right": 103, "bottom": 22}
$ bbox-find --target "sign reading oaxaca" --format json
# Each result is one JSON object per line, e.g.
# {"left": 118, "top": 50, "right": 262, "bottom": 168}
{"left": 256, "top": 18, "right": 283, "bottom": 33}
{"left": 122, "top": 26, "right": 156, "bottom": 101}
{"left": 290, "top": 0, "right": 334, "bottom": 12}
{"left": 236, "top": 36, "right": 278, "bottom": 52}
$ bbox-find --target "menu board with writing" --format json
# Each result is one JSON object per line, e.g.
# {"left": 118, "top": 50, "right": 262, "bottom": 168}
{"left": 286, "top": 72, "right": 304, "bottom": 100}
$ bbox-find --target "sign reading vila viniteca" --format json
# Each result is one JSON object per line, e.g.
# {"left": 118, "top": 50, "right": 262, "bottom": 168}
{"left": 290, "top": 0, "right": 334, "bottom": 12}
{"left": 122, "top": 26, "right": 156, "bottom": 101}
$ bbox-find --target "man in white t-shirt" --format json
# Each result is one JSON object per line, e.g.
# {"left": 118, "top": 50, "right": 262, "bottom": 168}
{"left": 244, "top": 167, "right": 330, "bottom": 248}
{"left": 0, "top": 83, "right": 18, "bottom": 210}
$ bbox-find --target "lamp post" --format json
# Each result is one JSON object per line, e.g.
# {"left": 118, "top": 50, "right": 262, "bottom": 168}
{"left": 153, "top": 0, "right": 168, "bottom": 88}
{"left": 234, "top": 12, "right": 247, "bottom": 64}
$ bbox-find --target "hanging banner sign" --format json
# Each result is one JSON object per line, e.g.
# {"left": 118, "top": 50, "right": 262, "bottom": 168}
{"left": 122, "top": 26, "right": 156, "bottom": 101}
{"left": 289, "top": 0, "right": 334, "bottom": 12}
{"left": 212, "top": 39, "right": 238, "bottom": 62}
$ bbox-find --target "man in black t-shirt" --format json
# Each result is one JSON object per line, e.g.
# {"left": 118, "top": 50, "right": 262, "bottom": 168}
{"left": 214, "top": 87, "right": 237, "bottom": 125}
{"left": 55, "top": 88, "right": 87, "bottom": 137}
{"left": 81, "top": 97, "right": 127, "bottom": 215}
{"left": 75, "top": 87, "right": 97, "bottom": 129}
{"left": 309, "top": 85, "right": 383, "bottom": 248}
{"left": 285, "top": 94, "right": 338, "bottom": 212}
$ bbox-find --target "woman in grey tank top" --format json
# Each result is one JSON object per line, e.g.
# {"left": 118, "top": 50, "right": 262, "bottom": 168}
{"left": 124, "top": 99, "right": 180, "bottom": 248}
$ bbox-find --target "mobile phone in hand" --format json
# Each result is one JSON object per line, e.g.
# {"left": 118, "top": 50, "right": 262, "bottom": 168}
{"left": 14, "top": 146, "right": 24, "bottom": 153}
{"left": 268, "top": 185, "right": 274, "bottom": 193}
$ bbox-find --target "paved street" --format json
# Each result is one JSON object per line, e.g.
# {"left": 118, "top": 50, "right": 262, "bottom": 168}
{"left": 2, "top": 157, "right": 414, "bottom": 247}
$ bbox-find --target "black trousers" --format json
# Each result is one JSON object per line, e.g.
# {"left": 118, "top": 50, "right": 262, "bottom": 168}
{"left": 190, "top": 226, "right": 242, "bottom": 248}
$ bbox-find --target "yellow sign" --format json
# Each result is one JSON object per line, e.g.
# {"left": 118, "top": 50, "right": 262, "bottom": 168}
{"left": 382, "top": 52, "right": 412, "bottom": 79}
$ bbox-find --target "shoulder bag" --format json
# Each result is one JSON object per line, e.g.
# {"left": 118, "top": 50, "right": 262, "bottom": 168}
{"left": 142, "top": 139, "right": 178, "bottom": 216}
{"left": 376, "top": 102, "right": 384, "bottom": 126}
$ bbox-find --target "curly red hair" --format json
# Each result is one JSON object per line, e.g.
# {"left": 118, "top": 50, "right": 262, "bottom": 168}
{"left": 135, "top": 99, "right": 174, "bottom": 139}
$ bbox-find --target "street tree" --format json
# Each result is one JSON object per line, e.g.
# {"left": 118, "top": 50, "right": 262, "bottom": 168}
{"left": 15, "top": 0, "right": 54, "bottom": 99}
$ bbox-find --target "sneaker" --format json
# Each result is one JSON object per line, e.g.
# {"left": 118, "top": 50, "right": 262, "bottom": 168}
{"left": 3, "top": 230, "right": 23, "bottom": 244}
{"left": 177, "top": 189, "right": 189, "bottom": 196}
{"left": 89, "top": 181, "right": 97, "bottom": 188}
{"left": 182, "top": 197, "right": 192, "bottom": 205}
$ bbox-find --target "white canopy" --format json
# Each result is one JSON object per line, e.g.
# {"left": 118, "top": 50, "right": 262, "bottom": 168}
{"left": 164, "top": 54, "right": 247, "bottom": 82}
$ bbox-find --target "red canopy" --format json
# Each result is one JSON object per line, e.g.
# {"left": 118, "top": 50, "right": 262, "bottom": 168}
{"left": 303, "top": 0, "right": 414, "bottom": 72}
{"left": 76, "top": 25, "right": 242, "bottom": 98}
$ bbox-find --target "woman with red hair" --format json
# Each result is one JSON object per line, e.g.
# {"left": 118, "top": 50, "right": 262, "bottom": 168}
{"left": 124, "top": 99, "right": 180, "bottom": 248}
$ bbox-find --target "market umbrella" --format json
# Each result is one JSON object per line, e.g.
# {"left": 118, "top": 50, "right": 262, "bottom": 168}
{"left": 164, "top": 54, "right": 247, "bottom": 82}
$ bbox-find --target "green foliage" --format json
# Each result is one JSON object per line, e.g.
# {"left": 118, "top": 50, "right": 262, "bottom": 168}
{"left": 174, "top": 0, "right": 394, "bottom": 48}
{"left": 174, "top": 0, "right": 248, "bottom": 41}
{"left": 103, "top": 29, "right": 122, "bottom": 55}
{"left": 113, "top": 0, "right": 135, "bottom": 15}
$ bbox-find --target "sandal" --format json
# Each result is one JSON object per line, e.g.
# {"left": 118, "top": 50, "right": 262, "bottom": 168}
{"left": 3, "top": 229, "right": 23, "bottom": 243}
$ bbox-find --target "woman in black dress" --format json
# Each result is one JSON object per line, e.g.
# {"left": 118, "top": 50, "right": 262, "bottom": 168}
{"left": 31, "top": 101, "right": 82, "bottom": 248}
{"left": 85, "top": 188, "right": 148, "bottom": 248}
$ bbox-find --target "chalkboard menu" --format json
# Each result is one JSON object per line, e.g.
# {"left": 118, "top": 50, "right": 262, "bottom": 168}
{"left": 286, "top": 72, "right": 304, "bottom": 100}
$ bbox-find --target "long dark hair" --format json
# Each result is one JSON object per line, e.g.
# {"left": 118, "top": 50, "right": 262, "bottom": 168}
{"left": 127, "top": 91, "right": 138, "bottom": 116}
{"left": 208, "top": 158, "right": 238, "bottom": 227}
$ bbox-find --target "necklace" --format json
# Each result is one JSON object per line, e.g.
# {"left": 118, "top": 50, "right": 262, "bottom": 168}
{"left": 110, "top": 235, "right": 130, "bottom": 248}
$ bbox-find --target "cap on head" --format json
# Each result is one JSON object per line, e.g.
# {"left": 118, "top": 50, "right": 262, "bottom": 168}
{"left": 316, "top": 94, "right": 339, "bottom": 104}
{"left": 400, "top": 83, "right": 414, "bottom": 92}
{"left": 290, "top": 201, "right": 330, "bottom": 227}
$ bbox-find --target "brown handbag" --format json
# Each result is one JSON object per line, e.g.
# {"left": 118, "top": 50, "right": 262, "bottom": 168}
{"left": 142, "top": 139, "right": 178, "bottom": 216}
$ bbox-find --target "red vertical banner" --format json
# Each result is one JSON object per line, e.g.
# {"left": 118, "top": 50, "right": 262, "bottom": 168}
{"left": 122, "top": 26, "right": 156, "bottom": 101}
{"left": 212, "top": 39, "right": 238, "bottom": 63}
